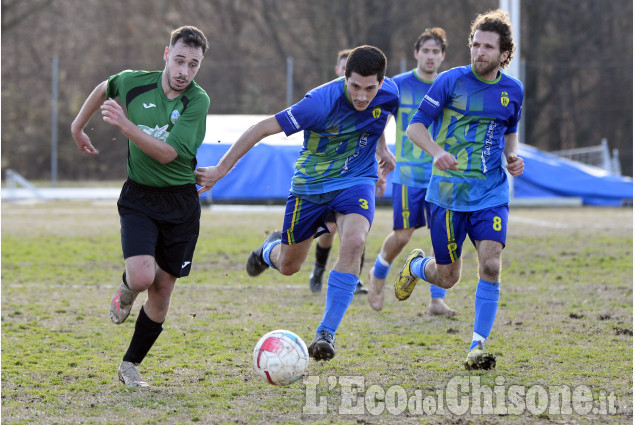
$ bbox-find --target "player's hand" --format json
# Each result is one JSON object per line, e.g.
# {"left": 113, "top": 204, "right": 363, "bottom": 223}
{"left": 100, "top": 99, "right": 128, "bottom": 130}
{"left": 375, "top": 176, "right": 387, "bottom": 198}
{"left": 506, "top": 154, "right": 524, "bottom": 176}
{"left": 72, "top": 130, "right": 99, "bottom": 155}
{"left": 433, "top": 151, "right": 459, "bottom": 171}
{"left": 194, "top": 166, "right": 223, "bottom": 196}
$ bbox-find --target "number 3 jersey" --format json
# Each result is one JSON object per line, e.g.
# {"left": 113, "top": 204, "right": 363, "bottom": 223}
{"left": 106, "top": 70, "right": 210, "bottom": 187}
{"left": 410, "top": 65, "right": 524, "bottom": 211}
{"left": 275, "top": 77, "right": 399, "bottom": 196}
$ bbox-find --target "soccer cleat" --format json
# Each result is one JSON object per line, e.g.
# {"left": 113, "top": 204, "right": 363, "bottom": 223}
{"left": 109, "top": 282, "right": 137, "bottom": 324}
{"left": 367, "top": 267, "right": 385, "bottom": 311}
{"left": 394, "top": 249, "right": 425, "bottom": 301}
{"left": 464, "top": 342, "right": 496, "bottom": 370}
{"left": 118, "top": 361, "right": 149, "bottom": 387}
{"left": 246, "top": 231, "right": 282, "bottom": 277}
{"left": 353, "top": 280, "right": 368, "bottom": 295}
{"left": 309, "top": 264, "right": 325, "bottom": 293}
{"left": 308, "top": 330, "right": 336, "bottom": 361}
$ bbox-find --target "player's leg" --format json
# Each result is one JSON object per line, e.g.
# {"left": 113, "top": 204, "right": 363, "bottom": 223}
{"left": 309, "top": 184, "right": 374, "bottom": 361}
{"left": 464, "top": 205, "right": 508, "bottom": 370}
{"left": 309, "top": 222, "right": 336, "bottom": 292}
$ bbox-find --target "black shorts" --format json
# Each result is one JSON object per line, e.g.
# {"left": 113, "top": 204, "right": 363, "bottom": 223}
{"left": 117, "top": 178, "right": 201, "bottom": 278}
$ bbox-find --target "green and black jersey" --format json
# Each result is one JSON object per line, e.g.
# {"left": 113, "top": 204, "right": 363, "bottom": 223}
{"left": 106, "top": 70, "right": 210, "bottom": 187}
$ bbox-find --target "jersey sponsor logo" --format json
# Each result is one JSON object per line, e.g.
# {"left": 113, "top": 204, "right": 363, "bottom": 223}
{"left": 372, "top": 107, "right": 381, "bottom": 118}
{"left": 423, "top": 94, "right": 440, "bottom": 108}
{"left": 181, "top": 261, "right": 191, "bottom": 269}
{"left": 500, "top": 91, "right": 509, "bottom": 107}
{"left": 170, "top": 110, "right": 180, "bottom": 124}
{"left": 143, "top": 102, "right": 156, "bottom": 109}
{"left": 285, "top": 109, "right": 300, "bottom": 130}
{"left": 138, "top": 124, "right": 169, "bottom": 142}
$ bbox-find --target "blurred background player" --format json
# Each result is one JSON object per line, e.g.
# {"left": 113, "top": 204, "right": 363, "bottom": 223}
{"left": 395, "top": 10, "right": 524, "bottom": 370}
{"left": 309, "top": 48, "right": 368, "bottom": 296}
{"left": 367, "top": 28, "right": 457, "bottom": 317}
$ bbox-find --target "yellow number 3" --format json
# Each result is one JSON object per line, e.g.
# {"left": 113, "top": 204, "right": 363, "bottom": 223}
{"left": 493, "top": 216, "right": 502, "bottom": 231}
{"left": 358, "top": 198, "right": 369, "bottom": 210}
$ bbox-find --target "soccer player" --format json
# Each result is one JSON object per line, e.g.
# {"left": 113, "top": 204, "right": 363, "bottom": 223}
{"left": 367, "top": 28, "right": 457, "bottom": 317}
{"left": 394, "top": 9, "right": 525, "bottom": 370}
{"left": 309, "top": 48, "right": 368, "bottom": 296}
{"left": 195, "top": 45, "right": 398, "bottom": 361}
{"left": 71, "top": 26, "right": 210, "bottom": 386}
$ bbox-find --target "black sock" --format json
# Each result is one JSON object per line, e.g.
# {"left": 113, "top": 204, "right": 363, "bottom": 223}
{"left": 122, "top": 271, "right": 130, "bottom": 289}
{"left": 123, "top": 306, "right": 163, "bottom": 364}
{"left": 315, "top": 244, "right": 331, "bottom": 267}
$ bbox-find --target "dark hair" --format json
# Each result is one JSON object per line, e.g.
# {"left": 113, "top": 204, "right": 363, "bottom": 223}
{"left": 414, "top": 27, "right": 448, "bottom": 53}
{"left": 469, "top": 9, "right": 515, "bottom": 69}
{"left": 336, "top": 48, "right": 352, "bottom": 65}
{"left": 344, "top": 45, "right": 387, "bottom": 81}
{"left": 170, "top": 26, "right": 209, "bottom": 54}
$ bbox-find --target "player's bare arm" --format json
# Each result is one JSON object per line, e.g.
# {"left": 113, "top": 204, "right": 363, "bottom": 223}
{"left": 195, "top": 116, "right": 283, "bottom": 194}
{"left": 406, "top": 122, "right": 458, "bottom": 171}
{"left": 71, "top": 81, "right": 108, "bottom": 155}
{"left": 100, "top": 99, "right": 178, "bottom": 164}
{"left": 375, "top": 132, "right": 396, "bottom": 177}
{"left": 503, "top": 133, "right": 524, "bottom": 176}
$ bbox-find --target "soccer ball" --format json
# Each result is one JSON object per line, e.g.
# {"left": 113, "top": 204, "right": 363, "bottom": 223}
{"left": 253, "top": 330, "right": 309, "bottom": 386}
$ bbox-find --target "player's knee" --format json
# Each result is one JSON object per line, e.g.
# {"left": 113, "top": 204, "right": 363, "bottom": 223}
{"left": 480, "top": 258, "right": 501, "bottom": 281}
{"left": 278, "top": 262, "right": 302, "bottom": 276}
{"left": 393, "top": 231, "right": 411, "bottom": 249}
{"left": 126, "top": 269, "right": 155, "bottom": 291}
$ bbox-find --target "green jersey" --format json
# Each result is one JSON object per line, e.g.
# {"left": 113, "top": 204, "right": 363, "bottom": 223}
{"left": 106, "top": 70, "right": 209, "bottom": 186}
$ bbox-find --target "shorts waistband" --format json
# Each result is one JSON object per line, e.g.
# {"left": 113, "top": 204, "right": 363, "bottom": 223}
{"left": 125, "top": 178, "right": 196, "bottom": 194}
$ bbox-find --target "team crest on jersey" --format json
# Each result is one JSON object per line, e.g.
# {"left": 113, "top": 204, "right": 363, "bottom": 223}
{"left": 170, "top": 110, "right": 180, "bottom": 124}
{"left": 500, "top": 91, "right": 509, "bottom": 107}
{"left": 372, "top": 107, "right": 381, "bottom": 118}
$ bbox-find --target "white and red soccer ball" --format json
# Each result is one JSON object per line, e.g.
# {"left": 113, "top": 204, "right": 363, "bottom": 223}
{"left": 253, "top": 330, "right": 309, "bottom": 386}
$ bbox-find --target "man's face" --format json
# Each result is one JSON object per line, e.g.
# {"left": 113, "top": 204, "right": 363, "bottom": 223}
{"left": 415, "top": 38, "right": 445, "bottom": 76}
{"left": 163, "top": 39, "right": 204, "bottom": 93}
{"left": 470, "top": 30, "right": 508, "bottom": 79}
{"left": 335, "top": 57, "right": 347, "bottom": 77}
{"left": 345, "top": 72, "right": 383, "bottom": 111}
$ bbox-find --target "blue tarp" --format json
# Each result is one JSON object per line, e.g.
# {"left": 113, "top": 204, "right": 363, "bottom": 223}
{"left": 196, "top": 142, "right": 633, "bottom": 207}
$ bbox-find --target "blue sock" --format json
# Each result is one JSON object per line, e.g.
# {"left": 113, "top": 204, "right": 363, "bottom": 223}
{"left": 410, "top": 256, "right": 433, "bottom": 282}
{"left": 316, "top": 270, "right": 357, "bottom": 336}
{"left": 262, "top": 239, "right": 281, "bottom": 269}
{"left": 429, "top": 284, "right": 447, "bottom": 299}
{"left": 470, "top": 279, "right": 500, "bottom": 350}
{"left": 372, "top": 254, "right": 391, "bottom": 279}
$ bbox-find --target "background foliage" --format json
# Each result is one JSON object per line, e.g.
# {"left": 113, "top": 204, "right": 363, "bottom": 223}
{"left": 1, "top": 0, "right": 633, "bottom": 181}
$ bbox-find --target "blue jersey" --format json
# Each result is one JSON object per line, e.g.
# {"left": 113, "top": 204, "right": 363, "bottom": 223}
{"left": 410, "top": 65, "right": 524, "bottom": 211}
{"left": 392, "top": 70, "right": 434, "bottom": 188}
{"left": 275, "top": 77, "right": 399, "bottom": 195}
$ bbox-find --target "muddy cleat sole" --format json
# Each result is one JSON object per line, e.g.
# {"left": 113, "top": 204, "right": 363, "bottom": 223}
{"left": 308, "top": 330, "right": 336, "bottom": 361}
{"left": 309, "top": 264, "right": 325, "bottom": 293}
{"left": 118, "top": 361, "right": 149, "bottom": 387}
{"left": 246, "top": 231, "right": 282, "bottom": 277}
{"left": 394, "top": 249, "right": 425, "bottom": 301}
{"left": 109, "top": 282, "right": 137, "bottom": 325}
{"left": 464, "top": 342, "right": 496, "bottom": 370}
{"left": 354, "top": 280, "right": 368, "bottom": 295}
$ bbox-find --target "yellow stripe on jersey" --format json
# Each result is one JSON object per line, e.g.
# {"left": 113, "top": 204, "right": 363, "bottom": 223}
{"left": 286, "top": 198, "right": 302, "bottom": 245}
{"left": 445, "top": 210, "right": 458, "bottom": 263}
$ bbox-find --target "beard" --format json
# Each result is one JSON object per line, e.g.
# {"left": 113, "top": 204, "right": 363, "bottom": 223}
{"left": 472, "top": 57, "right": 500, "bottom": 79}
{"left": 166, "top": 69, "right": 188, "bottom": 92}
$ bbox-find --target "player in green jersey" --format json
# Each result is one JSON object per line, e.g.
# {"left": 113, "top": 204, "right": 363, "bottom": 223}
{"left": 71, "top": 26, "right": 210, "bottom": 387}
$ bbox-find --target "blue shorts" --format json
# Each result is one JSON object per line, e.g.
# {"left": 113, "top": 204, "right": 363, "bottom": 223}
{"left": 282, "top": 184, "right": 375, "bottom": 245}
{"left": 429, "top": 203, "right": 509, "bottom": 265}
{"left": 391, "top": 183, "right": 430, "bottom": 230}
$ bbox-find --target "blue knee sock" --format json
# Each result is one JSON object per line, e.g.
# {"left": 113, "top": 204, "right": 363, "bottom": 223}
{"left": 470, "top": 279, "right": 500, "bottom": 350}
{"left": 316, "top": 270, "right": 357, "bottom": 336}
{"left": 372, "top": 254, "right": 391, "bottom": 279}
{"left": 410, "top": 256, "right": 433, "bottom": 282}
{"left": 429, "top": 284, "right": 447, "bottom": 299}
{"left": 262, "top": 239, "right": 281, "bottom": 269}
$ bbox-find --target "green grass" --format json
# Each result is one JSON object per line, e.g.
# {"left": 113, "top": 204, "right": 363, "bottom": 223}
{"left": 1, "top": 201, "right": 632, "bottom": 424}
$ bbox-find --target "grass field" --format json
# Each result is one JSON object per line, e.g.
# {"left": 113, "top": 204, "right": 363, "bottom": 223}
{"left": 1, "top": 200, "right": 633, "bottom": 424}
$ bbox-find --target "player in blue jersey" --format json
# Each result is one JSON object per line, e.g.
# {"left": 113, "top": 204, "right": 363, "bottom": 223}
{"left": 195, "top": 45, "right": 398, "bottom": 361}
{"left": 309, "top": 48, "right": 368, "bottom": 296}
{"left": 393, "top": 10, "right": 525, "bottom": 370}
{"left": 367, "top": 28, "right": 456, "bottom": 317}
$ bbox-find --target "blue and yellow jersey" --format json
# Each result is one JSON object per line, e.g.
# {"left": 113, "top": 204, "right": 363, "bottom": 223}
{"left": 392, "top": 70, "right": 434, "bottom": 188}
{"left": 410, "top": 65, "right": 524, "bottom": 211}
{"left": 275, "top": 77, "right": 399, "bottom": 195}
